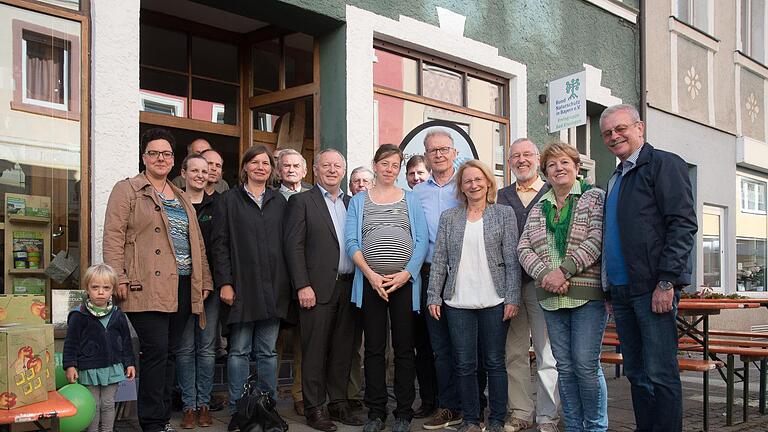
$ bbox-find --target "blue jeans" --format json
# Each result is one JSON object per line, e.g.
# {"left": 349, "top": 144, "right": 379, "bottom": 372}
{"left": 610, "top": 287, "right": 682, "bottom": 432}
{"left": 423, "top": 269, "right": 461, "bottom": 412}
{"left": 444, "top": 303, "right": 508, "bottom": 426}
{"left": 175, "top": 291, "right": 220, "bottom": 410}
{"left": 543, "top": 300, "right": 608, "bottom": 432}
{"left": 227, "top": 318, "right": 280, "bottom": 414}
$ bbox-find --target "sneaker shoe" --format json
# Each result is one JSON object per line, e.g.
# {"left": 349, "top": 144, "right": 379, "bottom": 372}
{"left": 537, "top": 423, "right": 559, "bottom": 432}
{"left": 457, "top": 422, "right": 483, "bottom": 432}
{"left": 392, "top": 418, "right": 411, "bottom": 432}
{"left": 228, "top": 416, "right": 241, "bottom": 432}
{"left": 423, "top": 408, "right": 463, "bottom": 430}
{"left": 362, "top": 418, "right": 385, "bottom": 432}
{"left": 163, "top": 424, "right": 178, "bottom": 432}
{"left": 487, "top": 422, "right": 505, "bottom": 432}
{"left": 504, "top": 417, "right": 530, "bottom": 432}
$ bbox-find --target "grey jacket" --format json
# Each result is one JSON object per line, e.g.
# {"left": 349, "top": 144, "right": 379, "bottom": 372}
{"left": 426, "top": 203, "right": 521, "bottom": 307}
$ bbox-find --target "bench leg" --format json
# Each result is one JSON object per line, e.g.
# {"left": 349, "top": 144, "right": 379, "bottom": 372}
{"left": 760, "top": 358, "right": 766, "bottom": 415}
{"left": 744, "top": 360, "right": 750, "bottom": 423}
{"left": 727, "top": 354, "right": 734, "bottom": 426}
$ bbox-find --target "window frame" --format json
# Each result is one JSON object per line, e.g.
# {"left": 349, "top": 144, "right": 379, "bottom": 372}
{"left": 736, "top": 236, "right": 767, "bottom": 292}
{"left": 11, "top": 19, "right": 81, "bottom": 120}
{"left": 738, "top": 0, "right": 768, "bottom": 64}
{"left": 675, "top": 0, "right": 713, "bottom": 34}
{"left": 741, "top": 176, "right": 768, "bottom": 214}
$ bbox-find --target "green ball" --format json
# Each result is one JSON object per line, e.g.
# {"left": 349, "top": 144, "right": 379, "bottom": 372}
{"left": 59, "top": 383, "right": 96, "bottom": 432}
{"left": 54, "top": 352, "right": 68, "bottom": 390}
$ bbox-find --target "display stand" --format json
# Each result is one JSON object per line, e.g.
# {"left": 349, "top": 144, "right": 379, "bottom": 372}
{"left": 3, "top": 194, "right": 52, "bottom": 308}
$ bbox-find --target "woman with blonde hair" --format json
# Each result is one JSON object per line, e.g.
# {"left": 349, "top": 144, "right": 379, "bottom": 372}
{"left": 517, "top": 142, "right": 607, "bottom": 431}
{"left": 427, "top": 159, "right": 521, "bottom": 432}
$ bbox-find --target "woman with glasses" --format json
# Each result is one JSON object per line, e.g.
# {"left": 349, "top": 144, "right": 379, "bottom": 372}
{"left": 210, "top": 145, "right": 291, "bottom": 432}
{"left": 345, "top": 144, "right": 428, "bottom": 432}
{"left": 517, "top": 142, "right": 608, "bottom": 431}
{"left": 426, "top": 160, "right": 521, "bottom": 432}
{"left": 103, "top": 128, "right": 212, "bottom": 432}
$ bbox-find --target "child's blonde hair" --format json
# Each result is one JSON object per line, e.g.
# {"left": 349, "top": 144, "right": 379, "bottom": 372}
{"left": 82, "top": 263, "right": 118, "bottom": 291}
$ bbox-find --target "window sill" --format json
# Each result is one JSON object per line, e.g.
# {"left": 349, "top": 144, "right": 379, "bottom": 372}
{"left": 734, "top": 51, "right": 768, "bottom": 79}
{"left": 10, "top": 100, "right": 80, "bottom": 121}
{"left": 669, "top": 16, "right": 720, "bottom": 52}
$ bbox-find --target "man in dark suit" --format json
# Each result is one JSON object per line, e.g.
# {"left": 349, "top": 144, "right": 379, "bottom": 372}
{"left": 496, "top": 138, "right": 560, "bottom": 432}
{"left": 284, "top": 149, "right": 363, "bottom": 432}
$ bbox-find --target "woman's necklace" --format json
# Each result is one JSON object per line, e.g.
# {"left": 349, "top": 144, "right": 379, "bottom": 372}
{"left": 150, "top": 179, "right": 168, "bottom": 198}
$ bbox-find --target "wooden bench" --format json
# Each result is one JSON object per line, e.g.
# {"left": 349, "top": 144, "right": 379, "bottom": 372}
{"left": 710, "top": 330, "right": 768, "bottom": 339}
{"left": 599, "top": 351, "right": 723, "bottom": 371}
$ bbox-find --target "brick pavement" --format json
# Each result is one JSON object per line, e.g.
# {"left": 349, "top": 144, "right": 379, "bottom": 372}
{"left": 115, "top": 367, "right": 768, "bottom": 432}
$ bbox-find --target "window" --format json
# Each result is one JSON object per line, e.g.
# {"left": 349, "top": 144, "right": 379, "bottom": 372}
{"left": 702, "top": 206, "right": 724, "bottom": 289}
{"left": 737, "top": 238, "right": 766, "bottom": 291}
{"left": 676, "top": 0, "right": 711, "bottom": 33}
{"left": 11, "top": 20, "right": 81, "bottom": 120}
{"left": 741, "top": 0, "right": 766, "bottom": 63}
{"left": 741, "top": 177, "right": 767, "bottom": 214}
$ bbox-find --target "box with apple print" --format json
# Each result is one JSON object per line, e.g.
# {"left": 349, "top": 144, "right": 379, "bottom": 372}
{"left": 0, "top": 325, "right": 49, "bottom": 409}
{"left": 0, "top": 295, "right": 47, "bottom": 325}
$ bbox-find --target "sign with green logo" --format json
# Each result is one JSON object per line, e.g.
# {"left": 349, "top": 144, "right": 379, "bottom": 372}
{"left": 548, "top": 70, "right": 587, "bottom": 133}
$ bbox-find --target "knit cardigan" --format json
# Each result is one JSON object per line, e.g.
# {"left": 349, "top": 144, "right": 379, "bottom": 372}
{"left": 517, "top": 187, "right": 605, "bottom": 301}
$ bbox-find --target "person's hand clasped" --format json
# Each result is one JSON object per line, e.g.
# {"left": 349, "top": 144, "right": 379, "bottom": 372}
{"left": 651, "top": 286, "right": 675, "bottom": 314}
{"left": 383, "top": 271, "right": 411, "bottom": 294}
{"left": 542, "top": 269, "right": 568, "bottom": 293}
{"left": 428, "top": 304, "right": 441, "bottom": 320}
{"left": 503, "top": 304, "right": 519, "bottom": 321}
{"left": 365, "top": 271, "right": 391, "bottom": 301}
{"left": 298, "top": 286, "right": 317, "bottom": 309}
{"left": 220, "top": 284, "right": 236, "bottom": 306}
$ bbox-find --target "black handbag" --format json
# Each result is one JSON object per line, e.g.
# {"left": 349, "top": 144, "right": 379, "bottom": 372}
{"left": 235, "top": 375, "right": 289, "bottom": 432}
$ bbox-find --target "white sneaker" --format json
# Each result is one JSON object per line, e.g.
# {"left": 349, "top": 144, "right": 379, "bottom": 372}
{"left": 503, "top": 417, "right": 530, "bottom": 432}
{"left": 537, "top": 423, "right": 560, "bottom": 432}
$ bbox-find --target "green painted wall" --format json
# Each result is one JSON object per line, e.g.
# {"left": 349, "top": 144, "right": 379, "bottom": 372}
{"left": 318, "top": 25, "right": 347, "bottom": 154}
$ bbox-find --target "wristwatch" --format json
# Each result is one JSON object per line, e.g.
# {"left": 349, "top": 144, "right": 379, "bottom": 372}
{"left": 657, "top": 280, "right": 674, "bottom": 291}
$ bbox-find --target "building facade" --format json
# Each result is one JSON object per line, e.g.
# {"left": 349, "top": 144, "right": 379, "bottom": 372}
{"left": 0, "top": 0, "right": 639, "bottom": 317}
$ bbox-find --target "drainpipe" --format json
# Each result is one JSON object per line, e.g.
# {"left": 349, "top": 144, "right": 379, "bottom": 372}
{"left": 639, "top": 0, "right": 647, "bottom": 121}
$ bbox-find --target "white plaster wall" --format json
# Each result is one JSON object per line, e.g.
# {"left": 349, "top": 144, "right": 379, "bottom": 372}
{"left": 646, "top": 107, "right": 739, "bottom": 294}
{"left": 90, "top": 0, "right": 140, "bottom": 262}
{"left": 345, "top": 5, "right": 527, "bottom": 173}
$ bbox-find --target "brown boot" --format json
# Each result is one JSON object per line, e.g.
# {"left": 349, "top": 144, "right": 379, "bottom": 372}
{"left": 198, "top": 406, "right": 213, "bottom": 427}
{"left": 180, "top": 408, "right": 196, "bottom": 429}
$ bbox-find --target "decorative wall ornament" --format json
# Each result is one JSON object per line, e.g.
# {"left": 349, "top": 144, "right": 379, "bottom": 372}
{"left": 746, "top": 92, "right": 760, "bottom": 123}
{"left": 683, "top": 65, "right": 702, "bottom": 100}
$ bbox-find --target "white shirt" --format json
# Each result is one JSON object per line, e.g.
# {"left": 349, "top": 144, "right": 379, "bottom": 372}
{"left": 445, "top": 218, "right": 504, "bottom": 309}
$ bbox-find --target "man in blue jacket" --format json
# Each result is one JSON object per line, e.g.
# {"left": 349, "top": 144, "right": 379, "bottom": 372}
{"left": 600, "top": 104, "right": 697, "bottom": 432}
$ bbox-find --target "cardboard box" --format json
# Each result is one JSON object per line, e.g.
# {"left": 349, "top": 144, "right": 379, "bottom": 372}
{"left": 0, "top": 295, "right": 47, "bottom": 325}
{"left": 0, "top": 326, "right": 49, "bottom": 409}
{"left": 42, "top": 325, "right": 54, "bottom": 392}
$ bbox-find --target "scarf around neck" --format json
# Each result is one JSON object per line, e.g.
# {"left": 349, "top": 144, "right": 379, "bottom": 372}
{"left": 85, "top": 297, "right": 114, "bottom": 318}
{"left": 541, "top": 179, "right": 593, "bottom": 258}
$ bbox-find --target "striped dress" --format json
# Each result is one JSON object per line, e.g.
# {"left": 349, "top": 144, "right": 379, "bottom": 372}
{"left": 361, "top": 194, "right": 413, "bottom": 275}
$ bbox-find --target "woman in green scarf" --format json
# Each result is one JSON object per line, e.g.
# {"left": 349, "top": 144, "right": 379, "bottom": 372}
{"left": 517, "top": 142, "right": 608, "bottom": 431}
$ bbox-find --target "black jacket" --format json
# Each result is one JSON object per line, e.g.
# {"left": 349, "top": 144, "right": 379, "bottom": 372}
{"left": 62, "top": 305, "right": 135, "bottom": 371}
{"left": 210, "top": 186, "right": 291, "bottom": 324}
{"left": 193, "top": 191, "right": 219, "bottom": 270}
{"left": 610, "top": 143, "right": 698, "bottom": 294}
{"left": 284, "top": 187, "right": 351, "bottom": 304}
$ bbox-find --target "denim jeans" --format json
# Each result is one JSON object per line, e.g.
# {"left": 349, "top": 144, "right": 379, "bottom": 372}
{"left": 444, "top": 303, "right": 508, "bottom": 426}
{"left": 227, "top": 318, "right": 280, "bottom": 414}
{"left": 175, "top": 291, "right": 220, "bottom": 410}
{"left": 543, "top": 300, "right": 608, "bottom": 432}
{"left": 610, "top": 286, "right": 682, "bottom": 432}
{"left": 423, "top": 269, "right": 461, "bottom": 412}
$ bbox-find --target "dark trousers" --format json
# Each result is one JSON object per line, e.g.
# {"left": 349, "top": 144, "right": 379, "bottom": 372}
{"left": 414, "top": 270, "right": 437, "bottom": 409}
{"left": 127, "top": 275, "right": 192, "bottom": 432}
{"left": 362, "top": 279, "right": 415, "bottom": 421}
{"left": 300, "top": 279, "right": 356, "bottom": 410}
{"left": 611, "top": 286, "right": 682, "bottom": 432}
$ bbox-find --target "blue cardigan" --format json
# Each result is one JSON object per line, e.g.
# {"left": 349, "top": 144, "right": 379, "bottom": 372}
{"left": 345, "top": 190, "right": 429, "bottom": 311}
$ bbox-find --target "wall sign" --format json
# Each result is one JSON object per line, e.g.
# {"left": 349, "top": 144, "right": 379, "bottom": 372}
{"left": 548, "top": 70, "right": 587, "bottom": 133}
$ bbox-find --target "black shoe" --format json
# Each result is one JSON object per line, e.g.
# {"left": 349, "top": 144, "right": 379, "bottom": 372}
{"left": 228, "top": 416, "right": 240, "bottom": 432}
{"left": 413, "top": 404, "right": 436, "bottom": 419}
{"left": 306, "top": 407, "right": 338, "bottom": 432}
{"left": 348, "top": 399, "right": 365, "bottom": 413}
{"left": 328, "top": 402, "right": 365, "bottom": 426}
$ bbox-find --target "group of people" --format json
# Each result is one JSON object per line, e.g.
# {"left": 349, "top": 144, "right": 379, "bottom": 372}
{"left": 62, "top": 103, "right": 696, "bottom": 432}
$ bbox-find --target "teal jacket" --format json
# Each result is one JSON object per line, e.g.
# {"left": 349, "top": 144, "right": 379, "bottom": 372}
{"left": 344, "top": 190, "right": 429, "bottom": 311}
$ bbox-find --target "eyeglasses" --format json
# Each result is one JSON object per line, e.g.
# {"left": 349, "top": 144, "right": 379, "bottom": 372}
{"left": 509, "top": 151, "right": 538, "bottom": 160}
{"left": 463, "top": 177, "right": 486, "bottom": 186}
{"left": 426, "top": 147, "right": 453, "bottom": 156}
{"left": 144, "top": 150, "right": 174, "bottom": 159}
{"left": 601, "top": 121, "right": 641, "bottom": 139}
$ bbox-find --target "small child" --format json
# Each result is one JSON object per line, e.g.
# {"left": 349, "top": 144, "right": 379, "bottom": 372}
{"left": 63, "top": 263, "right": 136, "bottom": 432}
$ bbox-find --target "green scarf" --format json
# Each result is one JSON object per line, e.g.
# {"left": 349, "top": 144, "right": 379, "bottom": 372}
{"left": 84, "top": 297, "right": 114, "bottom": 318}
{"left": 541, "top": 179, "right": 593, "bottom": 258}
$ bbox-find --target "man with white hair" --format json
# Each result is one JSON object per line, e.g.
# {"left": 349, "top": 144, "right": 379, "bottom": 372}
{"left": 348, "top": 166, "right": 374, "bottom": 195}
{"left": 277, "top": 149, "right": 312, "bottom": 198}
{"left": 497, "top": 138, "right": 560, "bottom": 432}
